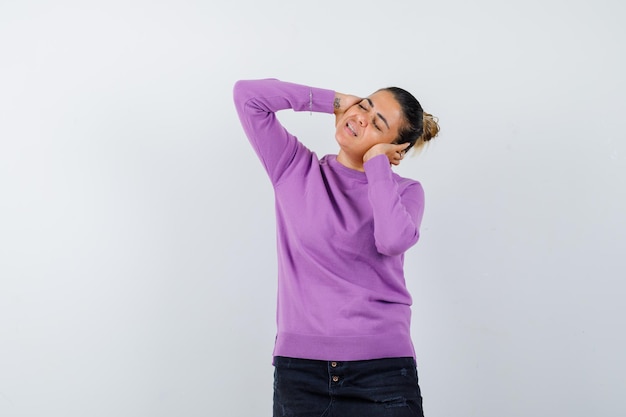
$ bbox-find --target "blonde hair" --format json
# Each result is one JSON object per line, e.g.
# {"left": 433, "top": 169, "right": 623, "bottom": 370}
{"left": 412, "top": 112, "right": 440, "bottom": 152}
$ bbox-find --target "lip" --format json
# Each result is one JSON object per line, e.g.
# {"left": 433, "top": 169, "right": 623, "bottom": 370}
{"left": 345, "top": 121, "right": 358, "bottom": 137}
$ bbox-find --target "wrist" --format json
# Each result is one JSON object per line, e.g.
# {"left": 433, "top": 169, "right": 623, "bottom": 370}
{"left": 363, "top": 148, "right": 384, "bottom": 163}
{"left": 333, "top": 93, "right": 342, "bottom": 115}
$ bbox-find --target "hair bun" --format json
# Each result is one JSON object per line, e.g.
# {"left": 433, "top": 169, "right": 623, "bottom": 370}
{"left": 420, "top": 112, "right": 440, "bottom": 142}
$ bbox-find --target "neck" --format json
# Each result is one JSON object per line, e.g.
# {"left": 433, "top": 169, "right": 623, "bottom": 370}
{"left": 336, "top": 151, "right": 365, "bottom": 172}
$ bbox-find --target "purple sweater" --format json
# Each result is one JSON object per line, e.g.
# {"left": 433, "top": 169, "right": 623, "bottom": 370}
{"left": 233, "top": 79, "right": 425, "bottom": 361}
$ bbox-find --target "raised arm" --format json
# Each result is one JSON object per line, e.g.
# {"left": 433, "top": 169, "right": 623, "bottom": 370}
{"left": 233, "top": 78, "right": 335, "bottom": 183}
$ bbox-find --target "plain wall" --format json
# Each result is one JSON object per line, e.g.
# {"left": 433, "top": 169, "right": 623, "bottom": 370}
{"left": 1, "top": 0, "right": 625, "bottom": 416}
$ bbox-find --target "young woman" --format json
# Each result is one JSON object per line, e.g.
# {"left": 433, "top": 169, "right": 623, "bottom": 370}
{"left": 233, "top": 78, "right": 440, "bottom": 417}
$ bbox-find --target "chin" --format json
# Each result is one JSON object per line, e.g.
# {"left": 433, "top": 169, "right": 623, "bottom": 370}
{"left": 334, "top": 131, "right": 347, "bottom": 147}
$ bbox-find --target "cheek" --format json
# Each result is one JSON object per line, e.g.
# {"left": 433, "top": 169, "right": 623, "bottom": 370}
{"left": 374, "top": 130, "right": 396, "bottom": 145}
{"left": 362, "top": 133, "right": 389, "bottom": 149}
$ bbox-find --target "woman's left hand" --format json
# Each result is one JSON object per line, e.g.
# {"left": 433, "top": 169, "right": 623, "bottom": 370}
{"left": 363, "top": 143, "right": 411, "bottom": 166}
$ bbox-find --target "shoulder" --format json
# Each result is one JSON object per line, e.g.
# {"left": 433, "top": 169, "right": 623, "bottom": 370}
{"left": 393, "top": 173, "right": 424, "bottom": 198}
{"left": 392, "top": 172, "right": 422, "bottom": 188}
{"left": 274, "top": 145, "right": 322, "bottom": 185}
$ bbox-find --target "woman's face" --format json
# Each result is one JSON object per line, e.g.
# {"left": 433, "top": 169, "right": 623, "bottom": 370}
{"left": 335, "top": 89, "right": 404, "bottom": 158}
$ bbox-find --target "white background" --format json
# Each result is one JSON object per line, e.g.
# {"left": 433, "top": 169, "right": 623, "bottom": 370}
{"left": 1, "top": 0, "right": 625, "bottom": 416}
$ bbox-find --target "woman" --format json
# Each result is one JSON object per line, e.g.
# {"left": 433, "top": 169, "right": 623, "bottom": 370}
{"left": 233, "top": 78, "right": 439, "bottom": 417}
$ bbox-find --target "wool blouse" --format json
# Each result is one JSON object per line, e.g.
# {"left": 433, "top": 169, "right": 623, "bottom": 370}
{"left": 233, "top": 78, "right": 425, "bottom": 361}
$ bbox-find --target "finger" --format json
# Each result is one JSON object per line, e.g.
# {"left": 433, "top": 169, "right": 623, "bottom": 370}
{"left": 391, "top": 143, "right": 409, "bottom": 155}
{"left": 391, "top": 151, "right": 402, "bottom": 165}
{"left": 400, "top": 142, "right": 411, "bottom": 151}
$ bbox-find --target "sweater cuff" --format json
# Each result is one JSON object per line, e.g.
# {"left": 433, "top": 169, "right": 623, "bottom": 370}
{"left": 363, "top": 154, "right": 393, "bottom": 183}
{"left": 311, "top": 87, "right": 336, "bottom": 114}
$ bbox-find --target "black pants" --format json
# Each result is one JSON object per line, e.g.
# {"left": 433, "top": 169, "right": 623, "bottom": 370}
{"left": 273, "top": 356, "right": 425, "bottom": 417}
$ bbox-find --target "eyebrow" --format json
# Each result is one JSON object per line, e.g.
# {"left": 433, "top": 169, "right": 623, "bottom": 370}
{"left": 366, "top": 98, "right": 390, "bottom": 130}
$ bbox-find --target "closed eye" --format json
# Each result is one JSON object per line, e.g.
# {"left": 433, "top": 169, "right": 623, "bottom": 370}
{"left": 358, "top": 102, "right": 382, "bottom": 131}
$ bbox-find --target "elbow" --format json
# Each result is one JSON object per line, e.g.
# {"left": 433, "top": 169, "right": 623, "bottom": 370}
{"left": 375, "top": 230, "right": 420, "bottom": 257}
{"left": 233, "top": 78, "right": 278, "bottom": 104}
{"left": 233, "top": 80, "right": 252, "bottom": 105}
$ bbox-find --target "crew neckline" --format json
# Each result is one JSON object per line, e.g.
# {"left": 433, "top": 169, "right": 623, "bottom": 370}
{"left": 326, "top": 154, "right": 368, "bottom": 182}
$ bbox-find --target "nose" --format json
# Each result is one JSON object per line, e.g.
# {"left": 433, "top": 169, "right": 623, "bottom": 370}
{"left": 357, "top": 112, "right": 368, "bottom": 126}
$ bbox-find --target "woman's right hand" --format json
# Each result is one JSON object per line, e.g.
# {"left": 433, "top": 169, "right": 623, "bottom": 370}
{"left": 333, "top": 92, "right": 362, "bottom": 126}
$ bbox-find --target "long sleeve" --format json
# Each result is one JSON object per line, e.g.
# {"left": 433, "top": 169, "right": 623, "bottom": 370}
{"left": 233, "top": 78, "right": 336, "bottom": 184}
{"left": 364, "top": 154, "right": 425, "bottom": 256}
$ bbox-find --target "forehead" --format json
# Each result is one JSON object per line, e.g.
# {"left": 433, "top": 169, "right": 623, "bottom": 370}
{"left": 368, "top": 90, "right": 403, "bottom": 128}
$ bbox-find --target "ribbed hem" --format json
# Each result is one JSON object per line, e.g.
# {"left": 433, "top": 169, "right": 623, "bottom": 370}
{"left": 273, "top": 331, "right": 416, "bottom": 362}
